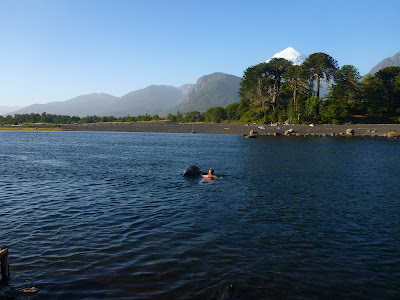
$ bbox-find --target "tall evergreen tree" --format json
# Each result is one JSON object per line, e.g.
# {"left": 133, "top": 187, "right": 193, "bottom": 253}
{"left": 302, "top": 52, "right": 339, "bottom": 98}
{"left": 263, "top": 58, "right": 293, "bottom": 110}
{"left": 328, "top": 65, "right": 361, "bottom": 113}
{"left": 283, "top": 65, "right": 312, "bottom": 121}
{"left": 239, "top": 63, "right": 269, "bottom": 106}
{"left": 361, "top": 74, "right": 386, "bottom": 116}
{"left": 375, "top": 66, "right": 400, "bottom": 114}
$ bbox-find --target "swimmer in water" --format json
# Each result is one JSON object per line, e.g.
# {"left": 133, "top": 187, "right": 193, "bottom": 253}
{"left": 201, "top": 168, "right": 217, "bottom": 179}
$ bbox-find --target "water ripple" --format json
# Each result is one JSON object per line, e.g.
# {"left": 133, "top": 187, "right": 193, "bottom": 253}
{"left": 1, "top": 132, "right": 399, "bottom": 298}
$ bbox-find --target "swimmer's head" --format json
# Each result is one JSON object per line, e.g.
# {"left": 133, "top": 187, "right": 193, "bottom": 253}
{"left": 209, "top": 168, "right": 214, "bottom": 175}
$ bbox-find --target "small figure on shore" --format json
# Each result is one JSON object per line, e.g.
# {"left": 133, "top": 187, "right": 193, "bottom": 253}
{"left": 201, "top": 168, "right": 217, "bottom": 179}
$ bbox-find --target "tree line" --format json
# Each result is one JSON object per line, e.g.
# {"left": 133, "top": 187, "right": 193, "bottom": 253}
{"left": 0, "top": 109, "right": 227, "bottom": 125}
{"left": 229, "top": 53, "right": 400, "bottom": 124}
{"left": 170, "top": 54, "right": 400, "bottom": 124}
{"left": 2, "top": 53, "right": 399, "bottom": 125}
{"left": 0, "top": 112, "right": 163, "bottom": 126}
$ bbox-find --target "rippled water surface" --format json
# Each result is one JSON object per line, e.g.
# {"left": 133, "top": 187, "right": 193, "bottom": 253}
{"left": 1, "top": 131, "right": 400, "bottom": 299}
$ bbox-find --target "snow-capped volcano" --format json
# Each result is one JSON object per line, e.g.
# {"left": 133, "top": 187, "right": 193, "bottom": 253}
{"left": 267, "top": 47, "right": 307, "bottom": 65}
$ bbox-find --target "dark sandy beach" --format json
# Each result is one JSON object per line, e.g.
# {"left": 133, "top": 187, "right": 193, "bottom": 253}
{"left": 55, "top": 122, "right": 400, "bottom": 137}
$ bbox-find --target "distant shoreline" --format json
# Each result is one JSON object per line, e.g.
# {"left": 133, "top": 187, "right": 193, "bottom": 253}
{"left": 5, "top": 122, "right": 397, "bottom": 137}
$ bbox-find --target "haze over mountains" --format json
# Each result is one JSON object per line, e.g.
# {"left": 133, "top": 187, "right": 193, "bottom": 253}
{"left": 5, "top": 48, "right": 400, "bottom": 118}
{"left": 0, "top": 106, "right": 22, "bottom": 115}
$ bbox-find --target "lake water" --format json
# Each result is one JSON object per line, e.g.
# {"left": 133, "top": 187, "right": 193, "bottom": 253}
{"left": 1, "top": 131, "right": 400, "bottom": 299}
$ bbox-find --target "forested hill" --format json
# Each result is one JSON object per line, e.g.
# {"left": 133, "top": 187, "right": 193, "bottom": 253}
{"left": 166, "top": 73, "right": 241, "bottom": 114}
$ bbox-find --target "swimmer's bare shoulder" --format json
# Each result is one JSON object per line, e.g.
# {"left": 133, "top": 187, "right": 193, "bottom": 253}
{"left": 202, "top": 168, "right": 217, "bottom": 179}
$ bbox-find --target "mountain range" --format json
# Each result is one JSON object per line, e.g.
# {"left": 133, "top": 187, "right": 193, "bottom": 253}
{"left": 8, "top": 72, "right": 241, "bottom": 117}
{"left": 5, "top": 48, "right": 400, "bottom": 117}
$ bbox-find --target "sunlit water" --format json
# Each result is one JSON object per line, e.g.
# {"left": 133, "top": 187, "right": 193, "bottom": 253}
{"left": 1, "top": 131, "right": 400, "bottom": 299}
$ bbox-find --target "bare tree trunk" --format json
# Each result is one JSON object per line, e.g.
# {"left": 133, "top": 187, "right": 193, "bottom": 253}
{"left": 316, "top": 74, "right": 320, "bottom": 98}
{"left": 272, "top": 83, "right": 277, "bottom": 109}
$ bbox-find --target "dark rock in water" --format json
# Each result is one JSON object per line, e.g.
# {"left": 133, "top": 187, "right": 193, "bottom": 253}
{"left": 183, "top": 165, "right": 206, "bottom": 176}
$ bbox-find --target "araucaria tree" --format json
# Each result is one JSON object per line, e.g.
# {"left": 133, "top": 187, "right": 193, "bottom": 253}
{"left": 329, "top": 65, "right": 361, "bottom": 106}
{"left": 361, "top": 66, "right": 400, "bottom": 117}
{"left": 375, "top": 66, "right": 400, "bottom": 114}
{"left": 302, "top": 52, "right": 339, "bottom": 98}
{"left": 238, "top": 58, "right": 292, "bottom": 122}
{"left": 323, "top": 65, "right": 362, "bottom": 120}
{"left": 264, "top": 58, "right": 293, "bottom": 110}
{"left": 234, "top": 51, "right": 399, "bottom": 124}
{"left": 283, "top": 65, "right": 312, "bottom": 122}
{"left": 238, "top": 63, "right": 269, "bottom": 107}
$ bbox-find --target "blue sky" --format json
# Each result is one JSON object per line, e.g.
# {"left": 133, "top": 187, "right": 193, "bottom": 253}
{"left": 1, "top": 0, "right": 400, "bottom": 107}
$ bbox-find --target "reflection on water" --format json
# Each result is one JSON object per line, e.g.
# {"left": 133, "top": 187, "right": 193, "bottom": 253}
{"left": 1, "top": 131, "right": 400, "bottom": 299}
